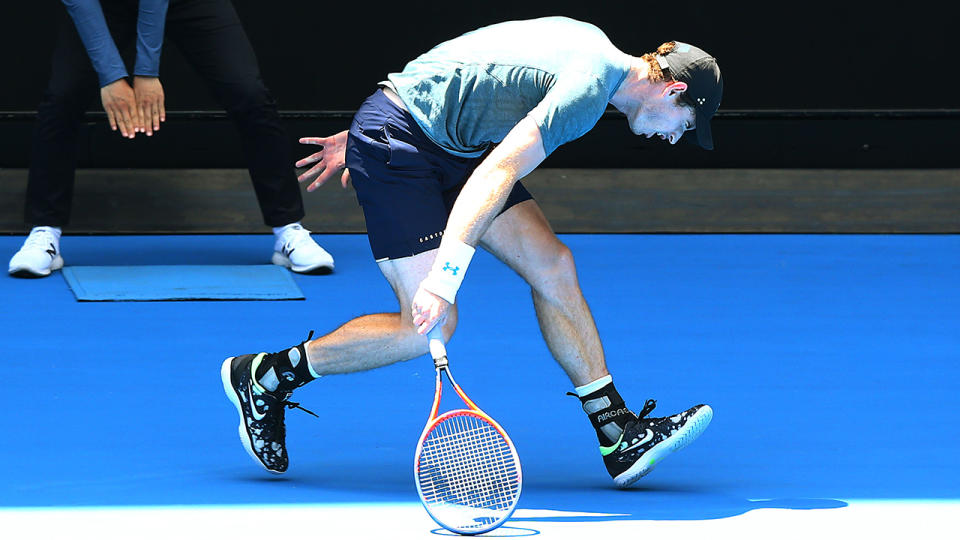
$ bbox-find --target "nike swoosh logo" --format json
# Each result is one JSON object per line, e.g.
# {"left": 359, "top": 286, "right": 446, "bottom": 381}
{"left": 248, "top": 384, "right": 266, "bottom": 421}
{"left": 620, "top": 428, "right": 655, "bottom": 453}
{"left": 248, "top": 354, "right": 267, "bottom": 421}
{"left": 599, "top": 432, "right": 624, "bottom": 457}
{"left": 46, "top": 243, "right": 57, "bottom": 257}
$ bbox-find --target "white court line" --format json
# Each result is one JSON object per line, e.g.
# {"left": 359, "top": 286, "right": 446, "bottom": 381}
{"left": 0, "top": 500, "right": 957, "bottom": 540}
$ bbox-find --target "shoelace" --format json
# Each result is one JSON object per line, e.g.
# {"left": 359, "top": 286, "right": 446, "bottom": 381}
{"left": 619, "top": 399, "right": 661, "bottom": 442}
{"left": 282, "top": 399, "right": 319, "bottom": 418}
{"left": 636, "top": 399, "right": 657, "bottom": 419}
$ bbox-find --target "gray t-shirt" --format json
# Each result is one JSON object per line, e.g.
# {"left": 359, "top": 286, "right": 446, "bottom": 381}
{"left": 384, "top": 17, "right": 631, "bottom": 158}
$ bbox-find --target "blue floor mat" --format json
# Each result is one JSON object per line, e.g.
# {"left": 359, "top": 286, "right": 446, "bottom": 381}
{"left": 62, "top": 264, "right": 304, "bottom": 301}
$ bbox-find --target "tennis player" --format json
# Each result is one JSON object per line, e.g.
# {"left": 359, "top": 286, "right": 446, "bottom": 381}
{"left": 222, "top": 16, "right": 722, "bottom": 487}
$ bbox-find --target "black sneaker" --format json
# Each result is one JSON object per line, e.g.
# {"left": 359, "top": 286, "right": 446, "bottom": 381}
{"left": 602, "top": 399, "right": 713, "bottom": 487}
{"left": 220, "top": 353, "right": 317, "bottom": 473}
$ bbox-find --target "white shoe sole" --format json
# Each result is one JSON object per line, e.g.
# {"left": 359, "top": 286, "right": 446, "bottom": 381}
{"left": 613, "top": 405, "right": 714, "bottom": 488}
{"left": 8, "top": 255, "right": 64, "bottom": 278}
{"left": 220, "top": 357, "right": 283, "bottom": 475}
{"left": 271, "top": 252, "right": 334, "bottom": 275}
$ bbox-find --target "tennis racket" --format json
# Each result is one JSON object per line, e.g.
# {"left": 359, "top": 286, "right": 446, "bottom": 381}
{"left": 413, "top": 326, "right": 522, "bottom": 535}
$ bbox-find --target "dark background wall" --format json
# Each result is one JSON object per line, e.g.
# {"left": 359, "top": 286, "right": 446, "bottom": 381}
{"left": 1, "top": 0, "right": 957, "bottom": 168}
{"left": 3, "top": 0, "right": 958, "bottom": 110}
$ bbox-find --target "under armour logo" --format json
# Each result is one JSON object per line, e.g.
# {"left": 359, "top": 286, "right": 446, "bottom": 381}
{"left": 442, "top": 262, "right": 459, "bottom": 276}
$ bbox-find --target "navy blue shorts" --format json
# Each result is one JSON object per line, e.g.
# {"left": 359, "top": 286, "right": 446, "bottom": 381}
{"left": 345, "top": 89, "right": 534, "bottom": 261}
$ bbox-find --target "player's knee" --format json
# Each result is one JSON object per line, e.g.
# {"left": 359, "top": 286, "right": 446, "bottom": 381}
{"left": 399, "top": 304, "right": 459, "bottom": 337}
{"left": 425, "top": 316, "right": 459, "bottom": 346}
{"left": 398, "top": 314, "right": 458, "bottom": 359}
{"left": 529, "top": 241, "right": 578, "bottom": 295}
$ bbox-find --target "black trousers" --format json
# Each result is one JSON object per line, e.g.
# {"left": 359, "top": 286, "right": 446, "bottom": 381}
{"left": 26, "top": 0, "right": 304, "bottom": 228}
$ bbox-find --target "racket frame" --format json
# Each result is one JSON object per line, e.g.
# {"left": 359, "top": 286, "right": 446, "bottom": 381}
{"left": 413, "top": 327, "right": 522, "bottom": 535}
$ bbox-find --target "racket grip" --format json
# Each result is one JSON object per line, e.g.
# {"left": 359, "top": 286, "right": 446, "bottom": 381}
{"left": 427, "top": 326, "right": 448, "bottom": 364}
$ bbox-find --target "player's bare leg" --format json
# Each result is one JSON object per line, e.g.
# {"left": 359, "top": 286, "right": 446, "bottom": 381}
{"left": 480, "top": 199, "right": 712, "bottom": 487}
{"left": 303, "top": 251, "right": 457, "bottom": 375}
{"left": 221, "top": 248, "right": 455, "bottom": 474}
{"left": 480, "top": 200, "right": 607, "bottom": 386}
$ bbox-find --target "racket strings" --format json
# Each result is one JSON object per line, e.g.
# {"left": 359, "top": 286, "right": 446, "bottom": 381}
{"left": 417, "top": 413, "right": 520, "bottom": 525}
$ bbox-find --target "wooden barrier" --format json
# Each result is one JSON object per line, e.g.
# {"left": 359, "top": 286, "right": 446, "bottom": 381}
{"left": 1, "top": 168, "right": 957, "bottom": 234}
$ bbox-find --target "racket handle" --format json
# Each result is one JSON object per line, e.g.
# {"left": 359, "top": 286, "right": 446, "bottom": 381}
{"left": 427, "top": 326, "right": 448, "bottom": 365}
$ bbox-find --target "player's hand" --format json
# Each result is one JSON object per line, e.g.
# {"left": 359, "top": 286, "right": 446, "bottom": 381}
{"left": 411, "top": 285, "right": 450, "bottom": 335}
{"left": 296, "top": 130, "right": 351, "bottom": 191}
{"left": 133, "top": 76, "right": 165, "bottom": 136}
{"left": 100, "top": 79, "right": 139, "bottom": 139}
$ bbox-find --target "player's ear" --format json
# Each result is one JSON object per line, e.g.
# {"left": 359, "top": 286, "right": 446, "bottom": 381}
{"left": 663, "top": 81, "right": 688, "bottom": 98}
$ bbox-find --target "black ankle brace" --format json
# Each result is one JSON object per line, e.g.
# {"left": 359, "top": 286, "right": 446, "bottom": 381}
{"left": 255, "top": 331, "right": 316, "bottom": 393}
{"left": 568, "top": 382, "right": 637, "bottom": 444}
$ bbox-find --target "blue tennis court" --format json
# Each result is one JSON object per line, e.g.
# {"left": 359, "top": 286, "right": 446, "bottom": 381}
{"left": 2, "top": 233, "right": 957, "bottom": 538}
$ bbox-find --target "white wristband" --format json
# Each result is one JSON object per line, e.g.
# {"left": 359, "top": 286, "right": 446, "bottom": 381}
{"left": 422, "top": 238, "right": 476, "bottom": 304}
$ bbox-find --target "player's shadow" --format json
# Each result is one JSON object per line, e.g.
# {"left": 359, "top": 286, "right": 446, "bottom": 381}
{"left": 280, "top": 458, "right": 416, "bottom": 493}
{"left": 513, "top": 479, "right": 847, "bottom": 521}
{"left": 234, "top": 461, "right": 847, "bottom": 522}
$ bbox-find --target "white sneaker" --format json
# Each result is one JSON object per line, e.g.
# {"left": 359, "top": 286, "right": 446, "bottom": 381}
{"left": 8, "top": 226, "right": 65, "bottom": 278}
{"left": 271, "top": 223, "right": 334, "bottom": 274}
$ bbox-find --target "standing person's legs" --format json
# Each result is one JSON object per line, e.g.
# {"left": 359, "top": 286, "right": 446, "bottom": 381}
{"left": 11, "top": 3, "right": 137, "bottom": 278}
{"left": 26, "top": 6, "right": 137, "bottom": 228}
{"left": 164, "top": 0, "right": 332, "bottom": 273}
{"left": 164, "top": 0, "right": 303, "bottom": 228}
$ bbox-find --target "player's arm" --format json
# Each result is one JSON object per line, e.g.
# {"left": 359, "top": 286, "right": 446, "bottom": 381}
{"left": 446, "top": 116, "right": 547, "bottom": 246}
{"left": 411, "top": 116, "right": 547, "bottom": 334}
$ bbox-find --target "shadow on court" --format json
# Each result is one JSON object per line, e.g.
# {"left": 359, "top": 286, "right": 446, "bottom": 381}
{"left": 220, "top": 461, "right": 848, "bottom": 522}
